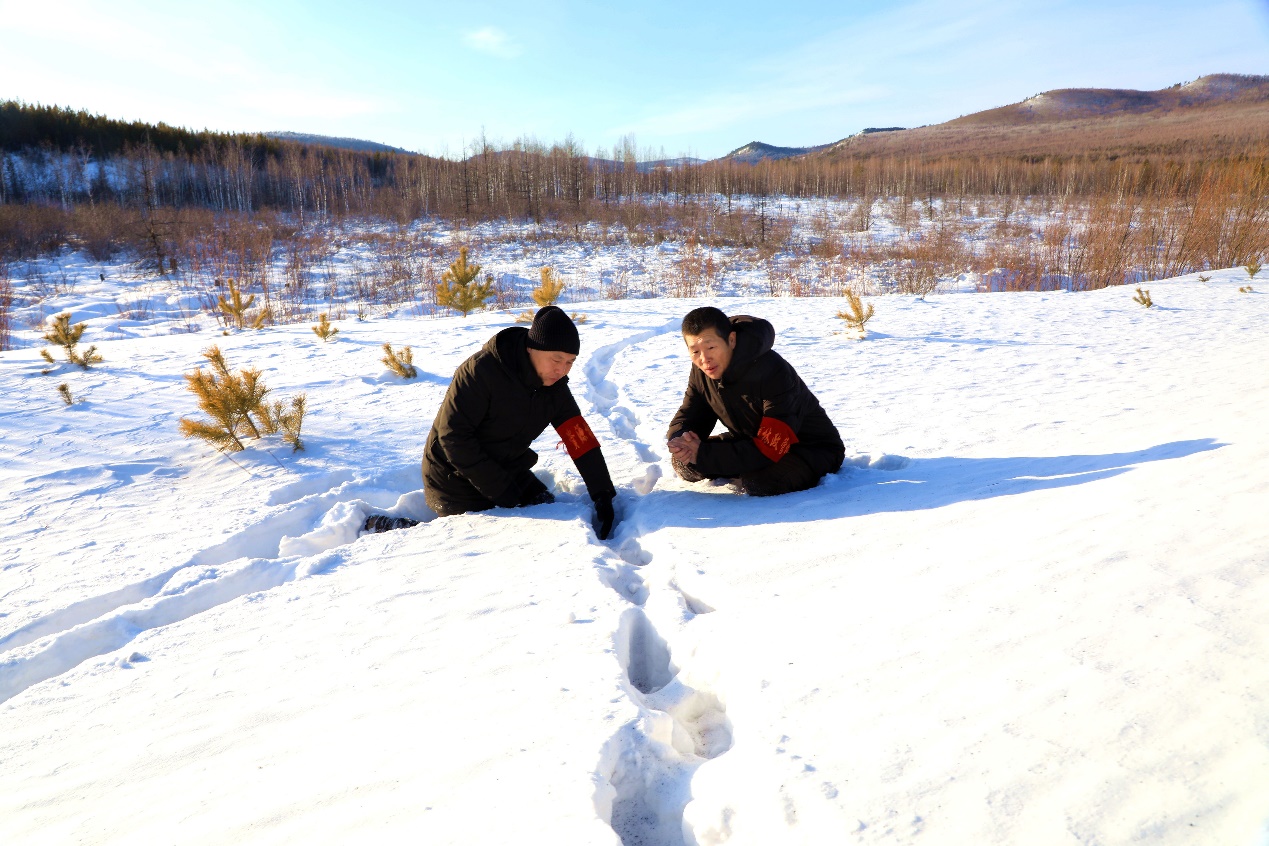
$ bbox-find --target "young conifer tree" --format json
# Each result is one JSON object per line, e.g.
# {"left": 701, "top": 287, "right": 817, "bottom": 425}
{"left": 312, "top": 313, "right": 338, "bottom": 341}
{"left": 40, "top": 312, "right": 102, "bottom": 370}
{"left": 259, "top": 394, "right": 307, "bottom": 452}
{"left": 836, "top": 291, "right": 875, "bottom": 339}
{"left": 177, "top": 346, "right": 305, "bottom": 453}
{"left": 518, "top": 266, "right": 565, "bottom": 322}
{"left": 518, "top": 267, "right": 587, "bottom": 323}
{"left": 218, "top": 278, "right": 269, "bottom": 330}
{"left": 436, "top": 248, "right": 494, "bottom": 317}
{"left": 179, "top": 346, "right": 267, "bottom": 451}
{"left": 533, "top": 266, "right": 566, "bottom": 307}
{"left": 1132, "top": 287, "right": 1154, "bottom": 308}
{"left": 381, "top": 343, "right": 418, "bottom": 378}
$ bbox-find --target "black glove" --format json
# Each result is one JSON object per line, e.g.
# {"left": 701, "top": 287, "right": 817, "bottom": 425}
{"left": 593, "top": 496, "right": 616, "bottom": 540}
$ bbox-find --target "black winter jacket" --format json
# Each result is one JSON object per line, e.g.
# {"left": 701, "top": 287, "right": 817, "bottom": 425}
{"left": 667, "top": 315, "right": 844, "bottom": 479}
{"left": 423, "top": 327, "right": 615, "bottom": 512}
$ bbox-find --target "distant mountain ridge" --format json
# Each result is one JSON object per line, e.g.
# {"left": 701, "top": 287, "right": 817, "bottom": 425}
{"left": 263, "top": 131, "right": 414, "bottom": 155}
{"left": 726, "top": 74, "right": 1269, "bottom": 162}
{"left": 723, "top": 129, "right": 904, "bottom": 164}
{"left": 947, "top": 73, "right": 1269, "bottom": 126}
{"left": 723, "top": 141, "right": 829, "bottom": 164}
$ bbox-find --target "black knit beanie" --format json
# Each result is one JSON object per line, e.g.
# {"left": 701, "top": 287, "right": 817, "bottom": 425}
{"left": 526, "top": 306, "right": 580, "bottom": 355}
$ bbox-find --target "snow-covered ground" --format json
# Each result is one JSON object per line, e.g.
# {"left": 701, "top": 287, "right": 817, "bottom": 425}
{"left": 2, "top": 267, "right": 1268, "bottom": 845}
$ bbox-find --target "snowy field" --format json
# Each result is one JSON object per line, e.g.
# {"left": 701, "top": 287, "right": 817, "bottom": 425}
{"left": 2, "top": 267, "right": 1268, "bottom": 845}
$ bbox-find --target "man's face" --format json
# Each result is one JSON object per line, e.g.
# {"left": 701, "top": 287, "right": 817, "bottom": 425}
{"left": 527, "top": 347, "right": 577, "bottom": 386}
{"left": 683, "top": 328, "right": 736, "bottom": 380}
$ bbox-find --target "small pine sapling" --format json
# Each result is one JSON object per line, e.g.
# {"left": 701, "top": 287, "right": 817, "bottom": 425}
{"left": 1239, "top": 285, "right": 1254, "bottom": 293}
{"left": 1132, "top": 287, "right": 1154, "bottom": 308}
{"left": 381, "top": 343, "right": 418, "bottom": 378}
{"left": 218, "top": 278, "right": 270, "bottom": 330}
{"left": 1246, "top": 258, "right": 1262, "bottom": 280}
{"left": 1198, "top": 274, "right": 1212, "bottom": 283}
{"left": 436, "top": 248, "right": 494, "bottom": 317}
{"left": 835, "top": 291, "right": 875, "bottom": 339}
{"left": 40, "top": 312, "right": 103, "bottom": 370}
{"left": 57, "top": 382, "right": 74, "bottom": 405}
{"left": 533, "top": 266, "right": 565, "bottom": 307}
{"left": 178, "top": 346, "right": 305, "bottom": 453}
{"left": 260, "top": 394, "right": 307, "bottom": 452}
{"left": 179, "top": 346, "right": 268, "bottom": 452}
{"left": 312, "top": 313, "right": 339, "bottom": 341}
{"left": 518, "top": 267, "right": 586, "bottom": 323}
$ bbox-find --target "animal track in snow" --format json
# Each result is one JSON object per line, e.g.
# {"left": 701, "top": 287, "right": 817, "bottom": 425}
{"left": 670, "top": 580, "right": 715, "bottom": 616}
{"left": 602, "top": 608, "right": 734, "bottom": 846}
{"left": 582, "top": 320, "right": 679, "bottom": 476}
{"left": 584, "top": 321, "right": 734, "bottom": 846}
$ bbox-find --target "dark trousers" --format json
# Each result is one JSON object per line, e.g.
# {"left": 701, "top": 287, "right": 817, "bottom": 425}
{"left": 424, "top": 468, "right": 541, "bottom": 517}
{"left": 671, "top": 445, "right": 834, "bottom": 497}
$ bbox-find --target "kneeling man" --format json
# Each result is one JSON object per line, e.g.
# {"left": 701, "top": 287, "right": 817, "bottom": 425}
{"left": 666, "top": 306, "right": 844, "bottom": 496}
{"left": 422, "top": 306, "right": 617, "bottom": 539}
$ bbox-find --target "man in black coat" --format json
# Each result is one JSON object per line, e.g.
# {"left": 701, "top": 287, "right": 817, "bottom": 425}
{"left": 420, "top": 306, "right": 617, "bottom": 539}
{"left": 666, "top": 306, "right": 844, "bottom": 496}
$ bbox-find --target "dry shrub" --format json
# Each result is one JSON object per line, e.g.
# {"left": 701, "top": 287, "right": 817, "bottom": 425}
{"left": 491, "top": 272, "right": 522, "bottom": 311}
{"left": 0, "top": 204, "right": 70, "bottom": 259}
{"left": 670, "top": 239, "right": 716, "bottom": 297}
{"left": 1069, "top": 195, "right": 1136, "bottom": 290}
{"left": 762, "top": 254, "right": 810, "bottom": 297}
{"left": 820, "top": 258, "right": 860, "bottom": 297}
{"left": 0, "top": 266, "right": 13, "bottom": 351}
{"left": 69, "top": 203, "right": 133, "bottom": 260}
{"left": 278, "top": 231, "right": 332, "bottom": 322}
{"left": 807, "top": 206, "right": 843, "bottom": 258}
{"left": 186, "top": 212, "right": 278, "bottom": 311}
{"left": 602, "top": 270, "right": 631, "bottom": 300}
{"left": 893, "top": 259, "right": 939, "bottom": 298}
{"left": 851, "top": 195, "right": 876, "bottom": 232}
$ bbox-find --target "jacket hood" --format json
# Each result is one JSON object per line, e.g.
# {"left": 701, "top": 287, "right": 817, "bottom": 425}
{"left": 721, "top": 315, "right": 774, "bottom": 381}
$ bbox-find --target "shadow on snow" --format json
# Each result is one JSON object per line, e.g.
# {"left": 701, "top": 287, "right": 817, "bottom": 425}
{"left": 636, "top": 438, "right": 1224, "bottom": 529}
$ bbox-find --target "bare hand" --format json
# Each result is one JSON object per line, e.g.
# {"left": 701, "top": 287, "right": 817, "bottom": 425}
{"left": 667, "top": 430, "right": 701, "bottom": 465}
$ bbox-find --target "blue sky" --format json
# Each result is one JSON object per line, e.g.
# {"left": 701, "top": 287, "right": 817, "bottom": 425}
{"left": 2, "top": 0, "right": 1267, "bottom": 159}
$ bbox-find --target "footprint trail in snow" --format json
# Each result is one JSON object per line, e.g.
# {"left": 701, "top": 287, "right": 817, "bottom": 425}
{"left": 580, "top": 321, "right": 735, "bottom": 846}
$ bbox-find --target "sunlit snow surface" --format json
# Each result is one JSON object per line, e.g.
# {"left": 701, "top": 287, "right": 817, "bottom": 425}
{"left": 2, "top": 273, "right": 1269, "bottom": 845}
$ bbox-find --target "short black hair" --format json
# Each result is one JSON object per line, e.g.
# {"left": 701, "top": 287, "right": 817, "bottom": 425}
{"left": 681, "top": 306, "right": 732, "bottom": 340}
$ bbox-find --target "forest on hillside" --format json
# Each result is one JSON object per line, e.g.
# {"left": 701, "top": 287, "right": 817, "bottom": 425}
{"left": 1, "top": 101, "right": 1267, "bottom": 312}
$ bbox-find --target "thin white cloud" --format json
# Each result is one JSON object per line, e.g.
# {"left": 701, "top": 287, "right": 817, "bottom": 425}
{"left": 462, "top": 27, "right": 520, "bottom": 59}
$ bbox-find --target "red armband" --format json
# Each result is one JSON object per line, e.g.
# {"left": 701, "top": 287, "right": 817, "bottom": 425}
{"left": 754, "top": 417, "right": 798, "bottom": 462}
{"left": 555, "top": 416, "right": 600, "bottom": 459}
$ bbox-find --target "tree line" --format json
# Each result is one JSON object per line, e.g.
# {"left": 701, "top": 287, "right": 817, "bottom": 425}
{"left": 5, "top": 100, "right": 1269, "bottom": 220}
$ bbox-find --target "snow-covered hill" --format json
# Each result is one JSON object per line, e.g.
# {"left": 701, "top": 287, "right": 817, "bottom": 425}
{"left": 2, "top": 272, "right": 1268, "bottom": 845}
